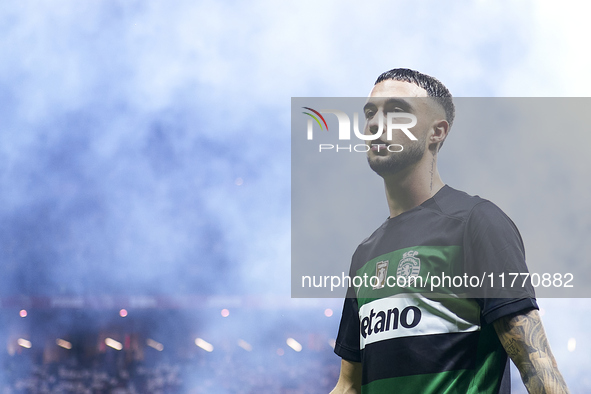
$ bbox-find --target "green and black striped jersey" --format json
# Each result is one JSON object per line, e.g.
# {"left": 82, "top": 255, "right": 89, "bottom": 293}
{"left": 334, "top": 185, "right": 537, "bottom": 394}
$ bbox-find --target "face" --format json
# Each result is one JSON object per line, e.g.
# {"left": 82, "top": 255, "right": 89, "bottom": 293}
{"left": 363, "top": 80, "right": 442, "bottom": 176}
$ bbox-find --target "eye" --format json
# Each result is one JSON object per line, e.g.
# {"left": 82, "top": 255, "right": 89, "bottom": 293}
{"left": 364, "top": 109, "right": 375, "bottom": 119}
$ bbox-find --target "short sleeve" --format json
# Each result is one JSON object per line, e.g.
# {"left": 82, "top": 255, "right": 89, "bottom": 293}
{"left": 463, "top": 201, "right": 538, "bottom": 322}
{"left": 334, "top": 285, "right": 362, "bottom": 362}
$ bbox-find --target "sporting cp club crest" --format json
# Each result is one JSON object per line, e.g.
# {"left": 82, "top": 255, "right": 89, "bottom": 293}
{"left": 373, "top": 260, "right": 389, "bottom": 289}
{"left": 396, "top": 251, "right": 421, "bottom": 288}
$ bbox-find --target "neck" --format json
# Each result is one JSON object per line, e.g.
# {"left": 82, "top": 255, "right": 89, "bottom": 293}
{"left": 381, "top": 151, "right": 445, "bottom": 218}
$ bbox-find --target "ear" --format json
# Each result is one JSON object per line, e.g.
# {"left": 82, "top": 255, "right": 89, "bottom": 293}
{"left": 429, "top": 119, "right": 449, "bottom": 149}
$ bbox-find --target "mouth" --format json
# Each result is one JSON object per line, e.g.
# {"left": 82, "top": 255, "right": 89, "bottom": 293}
{"left": 370, "top": 139, "right": 388, "bottom": 152}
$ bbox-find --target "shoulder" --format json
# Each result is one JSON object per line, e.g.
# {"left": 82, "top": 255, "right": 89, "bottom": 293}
{"left": 428, "top": 185, "right": 487, "bottom": 220}
{"left": 465, "top": 199, "right": 520, "bottom": 240}
{"left": 433, "top": 186, "right": 523, "bottom": 252}
{"left": 433, "top": 185, "right": 514, "bottom": 225}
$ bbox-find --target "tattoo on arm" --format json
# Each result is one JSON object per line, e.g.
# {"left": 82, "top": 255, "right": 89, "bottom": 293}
{"left": 493, "top": 309, "right": 570, "bottom": 394}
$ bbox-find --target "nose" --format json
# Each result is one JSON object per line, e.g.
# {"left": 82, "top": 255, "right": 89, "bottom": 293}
{"left": 366, "top": 111, "right": 384, "bottom": 136}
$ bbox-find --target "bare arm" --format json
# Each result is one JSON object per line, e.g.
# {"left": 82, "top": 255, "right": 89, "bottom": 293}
{"left": 329, "top": 359, "right": 362, "bottom": 394}
{"left": 493, "top": 309, "right": 570, "bottom": 394}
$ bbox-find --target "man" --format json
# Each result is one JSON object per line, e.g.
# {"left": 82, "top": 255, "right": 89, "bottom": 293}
{"left": 330, "top": 69, "right": 569, "bottom": 394}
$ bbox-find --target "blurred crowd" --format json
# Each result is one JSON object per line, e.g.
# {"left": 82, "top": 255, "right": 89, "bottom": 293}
{"left": 2, "top": 350, "right": 339, "bottom": 393}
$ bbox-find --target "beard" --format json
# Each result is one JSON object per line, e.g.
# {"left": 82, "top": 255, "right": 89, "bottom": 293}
{"left": 367, "top": 138, "right": 426, "bottom": 176}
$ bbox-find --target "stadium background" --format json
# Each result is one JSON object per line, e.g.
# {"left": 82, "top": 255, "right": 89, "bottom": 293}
{"left": 1, "top": 1, "right": 590, "bottom": 392}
